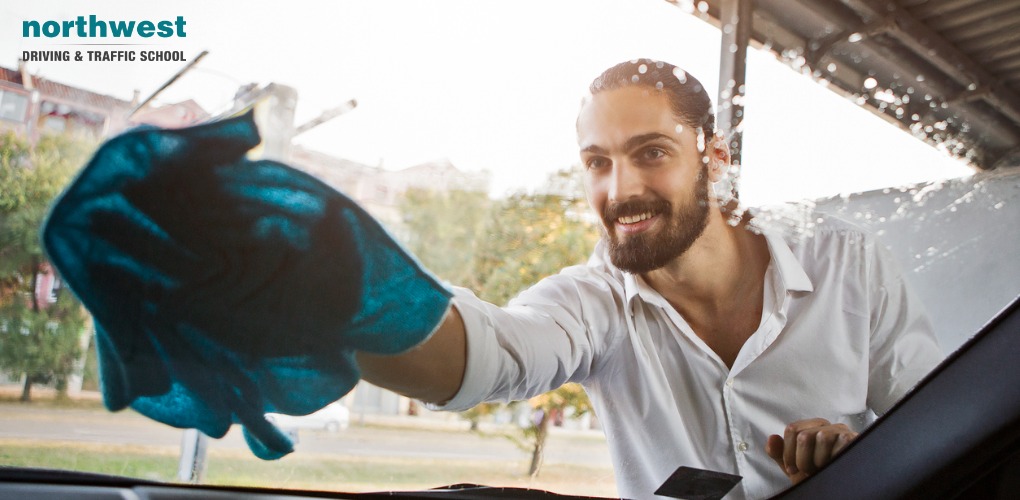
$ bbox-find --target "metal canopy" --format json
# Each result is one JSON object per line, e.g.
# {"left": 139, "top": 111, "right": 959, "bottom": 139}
{"left": 680, "top": 0, "right": 1020, "bottom": 171}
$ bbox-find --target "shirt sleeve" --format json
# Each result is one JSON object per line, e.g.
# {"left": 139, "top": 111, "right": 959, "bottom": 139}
{"left": 427, "top": 269, "right": 622, "bottom": 412}
{"left": 866, "top": 237, "right": 944, "bottom": 416}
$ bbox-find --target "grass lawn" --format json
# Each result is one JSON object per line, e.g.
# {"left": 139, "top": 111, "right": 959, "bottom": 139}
{"left": 0, "top": 439, "right": 618, "bottom": 497}
{"left": 0, "top": 390, "right": 617, "bottom": 497}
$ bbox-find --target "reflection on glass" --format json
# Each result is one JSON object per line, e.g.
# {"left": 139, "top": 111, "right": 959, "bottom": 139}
{"left": 2, "top": 0, "right": 1017, "bottom": 499}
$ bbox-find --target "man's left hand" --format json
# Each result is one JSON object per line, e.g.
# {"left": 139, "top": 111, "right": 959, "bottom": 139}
{"left": 765, "top": 418, "right": 858, "bottom": 484}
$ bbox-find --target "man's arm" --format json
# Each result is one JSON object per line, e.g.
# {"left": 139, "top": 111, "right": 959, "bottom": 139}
{"left": 355, "top": 306, "right": 468, "bottom": 404}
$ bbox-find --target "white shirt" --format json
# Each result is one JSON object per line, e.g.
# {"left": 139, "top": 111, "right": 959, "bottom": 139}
{"left": 434, "top": 215, "right": 942, "bottom": 500}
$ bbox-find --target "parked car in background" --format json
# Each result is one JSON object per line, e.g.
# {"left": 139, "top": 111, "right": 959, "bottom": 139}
{"left": 266, "top": 402, "right": 350, "bottom": 432}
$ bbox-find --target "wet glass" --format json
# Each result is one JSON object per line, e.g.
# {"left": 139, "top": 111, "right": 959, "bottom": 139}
{"left": 1, "top": 0, "right": 1014, "bottom": 499}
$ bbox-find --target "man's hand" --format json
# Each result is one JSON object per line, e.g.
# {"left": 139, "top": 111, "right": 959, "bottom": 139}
{"left": 765, "top": 418, "right": 858, "bottom": 485}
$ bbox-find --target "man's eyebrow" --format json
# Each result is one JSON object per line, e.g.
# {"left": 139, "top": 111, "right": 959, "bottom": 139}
{"left": 580, "top": 132, "right": 680, "bottom": 155}
{"left": 623, "top": 133, "right": 679, "bottom": 151}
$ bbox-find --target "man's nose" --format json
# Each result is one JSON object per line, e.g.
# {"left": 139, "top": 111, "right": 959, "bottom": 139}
{"left": 607, "top": 160, "right": 642, "bottom": 203}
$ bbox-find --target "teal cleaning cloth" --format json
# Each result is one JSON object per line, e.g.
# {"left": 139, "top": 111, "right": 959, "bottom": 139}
{"left": 42, "top": 111, "right": 451, "bottom": 459}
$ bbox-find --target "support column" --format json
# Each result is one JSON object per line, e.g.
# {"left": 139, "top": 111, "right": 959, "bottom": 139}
{"left": 717, "top": 0, "right": 754, "bottom": 200}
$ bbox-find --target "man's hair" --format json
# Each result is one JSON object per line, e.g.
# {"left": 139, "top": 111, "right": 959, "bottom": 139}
{"left": 589, "top": 58, "right": 715, "bottom": 138}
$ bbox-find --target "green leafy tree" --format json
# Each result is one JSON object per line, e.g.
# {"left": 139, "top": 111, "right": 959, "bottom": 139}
{"left": 0, "top": 131, "right": 94, "bottom": 401}
{"left": 398, "top": 187, "right": 493, "bottom": 290}
{"left": 400, "top": 167, "right": 600, "bottom": 476}
{"left": 473, "top": 169, "right": 596, "bottom": 305}
{"left": 472, "top": 168, "right": 598, "bottom": 476}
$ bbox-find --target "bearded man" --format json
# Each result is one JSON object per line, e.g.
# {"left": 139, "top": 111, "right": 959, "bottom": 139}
{"left": 357, "top": 59, "right": 942, "bottom": 500}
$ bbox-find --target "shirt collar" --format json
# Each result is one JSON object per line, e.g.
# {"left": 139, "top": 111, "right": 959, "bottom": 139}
{"left": 590, "top": 226, "right": 815, "bottom": 313}
{"left": 762, "top": 229, "right": 814, "bottom": 293}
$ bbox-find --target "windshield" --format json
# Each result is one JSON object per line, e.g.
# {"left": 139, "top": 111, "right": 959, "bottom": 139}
{"left": 1, "top": 1, "right": 1015, "bottom": 499}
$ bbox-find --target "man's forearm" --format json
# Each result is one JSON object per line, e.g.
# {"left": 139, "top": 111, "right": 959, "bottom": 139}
{"left": 355, "top": 306, "right": 467, "bottom": 404}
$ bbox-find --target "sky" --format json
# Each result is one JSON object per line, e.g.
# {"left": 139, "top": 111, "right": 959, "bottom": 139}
{"left": 2, "top": 0, "right": 973, "bottom": 206}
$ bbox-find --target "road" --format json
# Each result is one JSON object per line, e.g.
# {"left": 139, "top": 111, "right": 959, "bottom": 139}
{"left": 0, "top": 403, "right": 613, "bottom": 467}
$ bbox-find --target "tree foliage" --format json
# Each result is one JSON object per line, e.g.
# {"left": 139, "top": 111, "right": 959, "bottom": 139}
{"left": 0, "top": 288, "right": 87, "bottom": 400}
{"left": 0, "top": 131, "right": 95, "bottom": 401}
{"left": 398, "top": 166, "right": 599, "bottom": 476}
{"left": 398, "top": 187, "right": 493, "bottom": 290}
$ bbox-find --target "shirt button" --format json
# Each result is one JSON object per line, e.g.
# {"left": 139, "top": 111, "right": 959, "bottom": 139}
{"left": 726, "top": 379, "right": 734, "bottom": 388}
{"left": 737, "top": 441, "right": 749, "bottom": 453}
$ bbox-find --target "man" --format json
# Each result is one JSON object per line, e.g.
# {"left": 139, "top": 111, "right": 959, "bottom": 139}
{"left": 357, "top": 59, "right": 942, "bottom": 499}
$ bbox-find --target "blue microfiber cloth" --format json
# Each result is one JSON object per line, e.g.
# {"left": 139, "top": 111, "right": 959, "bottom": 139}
{"left": 42, "top": 111, "right": 451, "bottom": 459}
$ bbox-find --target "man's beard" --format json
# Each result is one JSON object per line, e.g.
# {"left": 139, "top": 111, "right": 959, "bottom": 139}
{"left": 601, "top": 168, "right": 710, "bottom": 274}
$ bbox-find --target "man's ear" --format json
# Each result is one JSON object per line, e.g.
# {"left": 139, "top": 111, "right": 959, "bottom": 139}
{"left": 707, "top": 133, "right": 731, "bottom": 183}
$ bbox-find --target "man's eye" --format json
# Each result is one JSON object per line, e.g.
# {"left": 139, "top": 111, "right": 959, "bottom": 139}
{"left": 642, "top": 147, "right": 666, "bottom": 160}
{"left": 586, "top": 157, "right": 608, "bottom": 170}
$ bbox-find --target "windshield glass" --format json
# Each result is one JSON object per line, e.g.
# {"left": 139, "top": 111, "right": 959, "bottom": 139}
{"left": 1, "top": 1, "right": 1015, "bottom": 499}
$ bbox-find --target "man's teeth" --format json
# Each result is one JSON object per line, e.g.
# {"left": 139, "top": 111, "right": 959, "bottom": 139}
{"left": 618, "top": 212, "right": 653, "bottom": 224}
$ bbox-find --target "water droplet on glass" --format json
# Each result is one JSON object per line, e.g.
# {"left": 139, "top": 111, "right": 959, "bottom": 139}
{"left": 827, "top": 63, "right": 837, "bottom": 73}
{"left": 698, "top": 1, "right": 709, "bottom": 13}
{"left": 631, "top": 75, "right": 640, "bottom": 83}
{"left": 655, "top": 81, "right": 664, "bottom": 90}
{"left": 848, "top": 32, "right": 864, "bottom": 43}
{"left": 675, "top": 124, "right": 684, "bottom": 134}
{"left": 864, "top": 77, "right": 878, "bottom": 90}
{"left": 673, "top": 67, "right": 687, "bottom": 84}
{"left": 875, "top": 89, "right": 896, "bottom": 103}
{"left": 638, "top": 64, "right": 648, "bottom": 74}
{"left": 916, "top": 74, "right": 926, "bottom": 82}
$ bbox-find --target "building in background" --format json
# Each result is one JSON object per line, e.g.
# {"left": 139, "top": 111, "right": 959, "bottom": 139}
{"left": 0, "top": 63, "right": 209, "bottom": 140}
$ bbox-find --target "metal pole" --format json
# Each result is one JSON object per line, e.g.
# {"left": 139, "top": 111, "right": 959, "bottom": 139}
{"left": 293, "top": 99, "right": 358, "bottom": 137}
{"left": 128, "top": 50, "right": 209, "bottom": 119}
{"left": 176, "top": 429, "right": 209, "bottom": 482}
{"left": 717, "top": 0, "right": 754, "bottom": 198}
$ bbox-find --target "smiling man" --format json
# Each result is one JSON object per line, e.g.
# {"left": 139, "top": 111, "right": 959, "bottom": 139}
{"left": 357, "top": 59, "right": 942, "bottom": 499}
